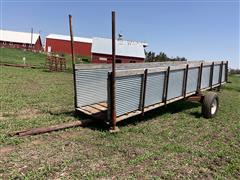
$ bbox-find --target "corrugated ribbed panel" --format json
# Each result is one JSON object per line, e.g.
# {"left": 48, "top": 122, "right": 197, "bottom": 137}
{"left": 145, "top": 72, "right": 165, "bottom": 106}
{"left": 213, "top": 65, "right": 220, "bottom": 85}
{"left": 186, "top": 68, "right": 199, "bottom": 93}
{"left": 75, "top": 69, "right": 108, "bottom": 107}
{"left": 222, "top": 64, "right": 226, "bottom": 82}
{"left": 167, "top": 70, "right": 184, "bottom": 100}
{"left": 115, "top": 75, "right": 142, "bottom": 116}
{"left": 201, "top": 66, "right": 211, "bottom": 89}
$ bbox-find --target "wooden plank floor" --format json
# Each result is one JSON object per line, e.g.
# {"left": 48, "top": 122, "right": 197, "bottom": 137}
{"left": 76, "top": 102, "right": 108, "bottom": 120}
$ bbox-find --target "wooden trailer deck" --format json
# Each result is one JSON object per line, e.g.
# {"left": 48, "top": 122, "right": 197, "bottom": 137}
{"left": 76, "top": 102, "right": 108, "bottom": 120}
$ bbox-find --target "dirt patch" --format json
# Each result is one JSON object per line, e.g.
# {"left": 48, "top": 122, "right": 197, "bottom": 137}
{"left": 31, "top": 139, "right": 45, "bottom": 145}
{"left": 18, "top": 108, "right": 42, "bottom": 119}
{"left": 2, "top": 108, "right": 43, "bottom": 120}
{"left": 0, "top": 112, "right": 5, "bottom": 120}
{"left": 0, "top": 146, "right": 15, "bottom": 156}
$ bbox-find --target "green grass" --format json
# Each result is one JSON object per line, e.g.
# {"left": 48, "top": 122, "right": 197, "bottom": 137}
{"left": 0, "top": 65, "right": 240, "bottom": 179}
{"left": 0, "top": 48, "right": 90, "bottom": 69}
{"left": 0, "top": 48, "right": 46, "bottom": 66}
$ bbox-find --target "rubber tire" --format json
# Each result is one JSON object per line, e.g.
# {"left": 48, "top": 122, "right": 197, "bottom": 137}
{"left": 202, "top": 92, "right": 219, "bottom": 119}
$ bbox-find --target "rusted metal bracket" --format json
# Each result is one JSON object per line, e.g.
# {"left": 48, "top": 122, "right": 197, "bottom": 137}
{"left": 186, "top": 93, "right": 204, "bottom": 103}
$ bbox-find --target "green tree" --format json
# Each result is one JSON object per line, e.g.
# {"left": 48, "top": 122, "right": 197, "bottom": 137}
{"left": 145, "top": 51, "right": 156, "bottom": 62}
{"left": 145, "top": 50, "right": 187, "bottom": 62}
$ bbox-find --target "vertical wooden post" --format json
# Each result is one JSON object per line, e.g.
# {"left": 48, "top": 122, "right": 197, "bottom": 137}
{"left": 164, "top": 66, "right": 170, "bottom": 105}
{"left": 110, "top": 11, "right": 117, "bottom": 131}
{"left": 197, "top": 63, "right": 203, "bottom": 93}
{"left": 183, "top": 64, "right": 189, "bottom": 98}
{"left": 69, "top": 15, "right": 77, "bottom": 109}
{"left": 225, "top": 61, "right": 228, "bottom": 82}
{"left": 210, "top": 62, "right": 214, "bottom": 90}
{"left": 141, "top": 69, "right": 148, "bottom": 117}
{"left": 218, "top": 61, "right": 223, "bottom": 91}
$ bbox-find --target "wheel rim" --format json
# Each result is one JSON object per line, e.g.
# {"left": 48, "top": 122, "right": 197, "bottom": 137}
{"left": 211, "top": 99, "right": 217, "bottom": 115}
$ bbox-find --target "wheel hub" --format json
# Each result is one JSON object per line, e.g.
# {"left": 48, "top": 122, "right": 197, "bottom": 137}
{"left": 211, "top": 99, "right": 217, "bottom": 115}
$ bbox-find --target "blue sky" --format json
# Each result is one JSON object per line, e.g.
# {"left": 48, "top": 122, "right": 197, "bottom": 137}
{"left": 1, "top": 0, "right": 239, "bottom": 68}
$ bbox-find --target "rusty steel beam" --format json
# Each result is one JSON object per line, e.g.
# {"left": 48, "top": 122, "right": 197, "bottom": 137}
{"left": 69, "top": 15, "right": 77, "bottom": 108}
{"left": 110, "top": 11, "right": 117, "bottom": 131}
{"left": 9, "top": 119, "right": 94, "bottom": 137}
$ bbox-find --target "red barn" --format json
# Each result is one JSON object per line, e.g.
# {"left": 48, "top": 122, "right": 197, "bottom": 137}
{"left": 91, "top": 37, "right": 146, "bottom": 63}
{"left": 0, "top": 29, "right": 42, "bottom": 51}
{"left": 45, "top": 34, "right": 92, "bottom": 58}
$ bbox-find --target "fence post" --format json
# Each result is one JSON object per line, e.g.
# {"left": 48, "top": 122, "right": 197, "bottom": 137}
{"left": 69, "top": 15, "right": 77, "bottom": 109}
{"left": 110, "top": 11, "right": 117, "bottom": 131}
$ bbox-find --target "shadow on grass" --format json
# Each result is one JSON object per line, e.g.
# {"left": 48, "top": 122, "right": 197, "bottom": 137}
{"left": 46, "top": 100, "right": 202, "bottom": 132}
{"left": 117, "top": 100, "right": 201, "bottom": 128}
{"left": 223, "top": 86, "right": 240, "bottom": 93}
{"left": 48, "top": 110, "right": 108, "bottom": 131}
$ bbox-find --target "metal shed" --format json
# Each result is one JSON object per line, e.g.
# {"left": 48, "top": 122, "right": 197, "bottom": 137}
{"left": 74, "top": 60, "right": 228, "bottom": 127}
{"left": 91, "top": 37, "right": 146, "bottom": 63}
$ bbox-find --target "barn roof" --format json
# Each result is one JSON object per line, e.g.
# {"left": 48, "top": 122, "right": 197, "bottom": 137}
{"left": 92, "top": 37, "right": 146, "bottom": 58}
{"left": 46, "top": 34, "right": 92, "bottom": 43}
{"left": 0, "top": 29, "right": 40, "bottom": 44}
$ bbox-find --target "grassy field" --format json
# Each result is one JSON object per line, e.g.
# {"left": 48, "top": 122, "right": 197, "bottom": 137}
{"left": 0, "top": 48, "right": 46, "bottom": 67}
{"left": 0, "top": 48, "right": 90, "bottom": 69}
{"left": 0, "top": 60, "right": 240, "bottom": 178}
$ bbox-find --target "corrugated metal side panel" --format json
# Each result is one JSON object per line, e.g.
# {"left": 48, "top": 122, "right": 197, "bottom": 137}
{"left": 213, "top": 64, "right": 220, "bottom": 85}
{"left": 75, "top": 68, "right": 108, "bottom": 107}
{"left": 145, "top": 72, "right": 165, "bottom": 106}
{"left": 115, "top": 75, "right": 142, "bottom": 116}
{"left": 186, "top": 68, "right": 199, "bottom": 93}
{"left": 222, "top": 64, "right": 226, "bottom": 82}
{"left": 167, "top": 70, "right": 184, "bottom": 100}
{"left": 201, "top": 66, "right": 211, "bottom": 89}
